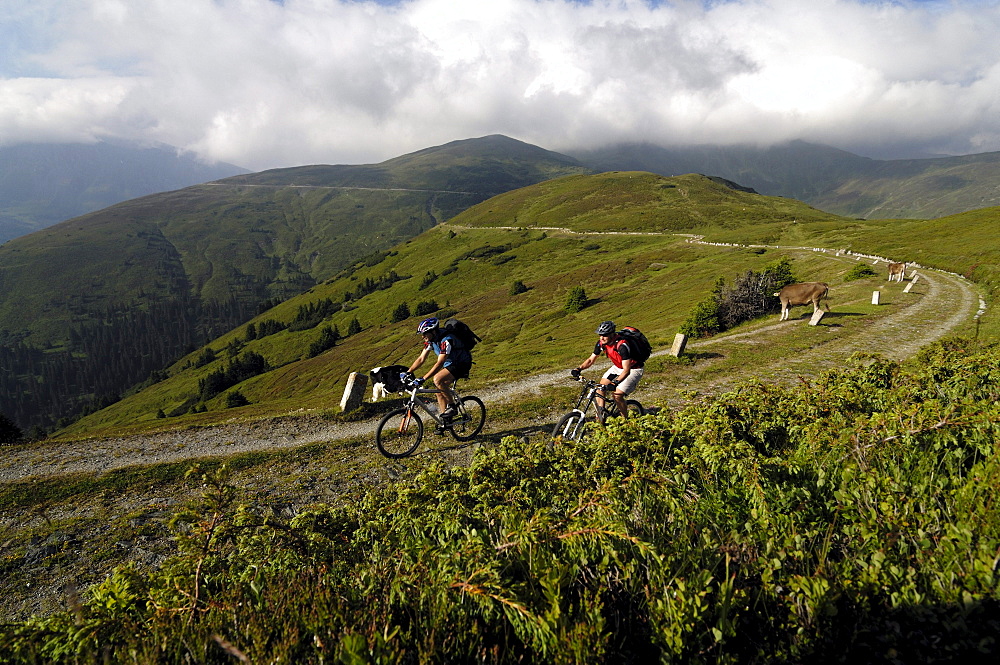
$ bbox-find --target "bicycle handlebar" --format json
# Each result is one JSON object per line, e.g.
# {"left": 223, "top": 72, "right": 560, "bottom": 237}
{"left": 569, "top": 375, "right": 615, "bottom": 392}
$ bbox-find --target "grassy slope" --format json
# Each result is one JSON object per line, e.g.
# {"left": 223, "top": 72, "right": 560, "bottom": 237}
{"left": 699, "top": 204, "right": 1000, "bottom": 336}
{"left": 0, "top": 136, "right": 589, "bottom": 345}
{"left": 812, "top": 152, "right": 1000, "bottom": 219}
{"left": 58, "top": 172, "right": 883, "bottom": 438}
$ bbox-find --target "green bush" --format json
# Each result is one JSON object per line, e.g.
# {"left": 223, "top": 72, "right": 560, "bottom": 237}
{"left": 510, "top": 280, "right": 529, "bottom": 296}
{"left": 845, "top": 263, "right": 878, "bottom": 281}
{"left": 565, "top": 285, "right": 588, "bottom": 313}
{"left": 391, "top": 303, "right": 410, "bottom": 323}
{"left": 308, "top": 325, "right": 340, "bottom": 358}
{"left": 679, "top": 297, "right": 721, "bottom": 337}
{"left": 414, "top": 300, "right": 439, "bottom": 316}
{"left": 225, "top": 390, "right": 249, "bottom": 408}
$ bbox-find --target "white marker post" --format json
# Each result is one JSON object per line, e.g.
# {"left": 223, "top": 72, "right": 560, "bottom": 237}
{"left": 809, "top": 310, "right": 825, "bottom": 326}
{"left": 872, "top": 291, "right": 881, "bottom": 305}
{"left": 340, "top": 372, "right": 368, "bottom": 412}
{"left": 670, "top": 333, "right": 688, "bottom": 357}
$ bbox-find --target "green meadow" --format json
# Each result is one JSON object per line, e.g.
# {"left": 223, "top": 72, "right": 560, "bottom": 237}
{"left": 3, "top": 170, "right": 1000, "bottom": 662}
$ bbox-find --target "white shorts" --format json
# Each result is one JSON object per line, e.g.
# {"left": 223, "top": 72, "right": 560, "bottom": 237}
{"left": 602, "top": 366, "right": 643, "bottom": 395}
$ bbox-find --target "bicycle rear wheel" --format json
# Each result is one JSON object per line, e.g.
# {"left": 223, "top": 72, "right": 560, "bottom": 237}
{"left": 625, "top": 399, "right": 645, "bottom": 417}
{"left": 449, "top": 396, "right": 486, "bottom": 441}
{"left": 376, "top": 408, "right": 423, "bottom": 458}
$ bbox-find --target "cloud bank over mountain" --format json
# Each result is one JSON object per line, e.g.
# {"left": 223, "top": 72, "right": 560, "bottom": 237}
{"left": 3, "top": 0, "right": 1000, "bottom": 170}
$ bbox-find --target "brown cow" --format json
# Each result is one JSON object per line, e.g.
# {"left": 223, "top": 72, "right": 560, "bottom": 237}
{"left": 774, "top": 282, "right": 830, "bottom": 321}
{"left": 888, "top": 262, "right": 906, "bottom": 282}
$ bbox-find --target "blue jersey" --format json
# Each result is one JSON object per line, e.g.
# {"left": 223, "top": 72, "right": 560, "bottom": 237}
{"left": 426, "top": 333, "right": 472, "bottom": 367}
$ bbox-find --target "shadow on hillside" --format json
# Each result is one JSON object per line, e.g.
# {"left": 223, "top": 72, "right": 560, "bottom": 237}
{"left": 680, "top": 351, "right": 723, "bottom": 360}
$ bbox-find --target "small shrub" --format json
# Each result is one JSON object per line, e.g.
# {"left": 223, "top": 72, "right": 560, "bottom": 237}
{"left": 347, "top": 317, "right": 362, "bottom": 336}
{"left": 308, "top": 325, "right": 341, "bottom": 358}
{"left": 414, "top": 301, "right": 439, "bottom": 316}
{"left": 391, "top": 303, "right": 411, "bottom": 323}
{"left": 565, "top": 285, "right": 588, "bottom": 313}
{"left": 845, "top": 263, "right": 878, "bottom": 281}
{"left": 679, "top": 298, "right": 721, "bottom": 337}
{"left": 510, "top": 280, "right": 529, "bottom": 296}
{"left": 225, "top": 390, "right": 250, "bottom": 408}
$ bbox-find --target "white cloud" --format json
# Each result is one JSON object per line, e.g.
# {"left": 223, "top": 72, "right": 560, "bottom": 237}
{"left": 2, "top": 0, "right": 1000, "bottom": 169}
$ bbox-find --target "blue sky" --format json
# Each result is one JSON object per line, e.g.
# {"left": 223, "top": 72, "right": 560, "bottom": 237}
{"left": 3, "top": 0, "right": 1000, "bottom": 170}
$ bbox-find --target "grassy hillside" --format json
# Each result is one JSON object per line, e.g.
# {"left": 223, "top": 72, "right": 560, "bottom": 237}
{"left": 0, "top": 136, "right": 590, "bottom": 432}
{"left": 57, "top": 172, "right": 872, "bottom": 438}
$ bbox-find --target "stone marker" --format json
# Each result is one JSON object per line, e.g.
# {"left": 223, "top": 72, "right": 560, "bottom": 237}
{"left": 903, "top": 281, "right": 914, "bottom": 293}
{"left": 872, "top": 291, "right": 881, "bottom": 305}
{"left": 340, "top": 371, "right": 368, "bottom": 412}
{"left": 809, "top": 309, "right": 825, "bottom": 326}
{"left": 670, "top": 332, "right": 688, "bottom": 357}
{"left": 910, "top": 273, "right": 920, "bottom": 284}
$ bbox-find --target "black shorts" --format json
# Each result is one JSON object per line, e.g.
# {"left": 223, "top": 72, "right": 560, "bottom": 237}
{"left": 445, "top": 361, "right": 471, "bottom": 380}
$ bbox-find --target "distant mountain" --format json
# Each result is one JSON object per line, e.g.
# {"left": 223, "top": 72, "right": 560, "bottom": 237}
{"left": 570, "top": 140, "right": 1000, "bottom": 218}
{"left": 0, "top": 140, "right": 249, "bottom": 243}
{"left": 0, "top": 135, "right": 589, "bottom": 432}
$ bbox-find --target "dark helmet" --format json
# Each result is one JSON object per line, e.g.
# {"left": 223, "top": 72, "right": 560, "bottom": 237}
{"left": 417, "top": 317, "right": 439, "bottom": 334}
{"left": 595, "top": 320, "right": 616, "bottom": 336}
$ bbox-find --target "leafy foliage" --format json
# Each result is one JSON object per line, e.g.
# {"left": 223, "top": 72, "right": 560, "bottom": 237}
{"left": 682, "top": 258, "right": 797, "bottom": 336}
{"left": 565, "top": 285, "right": 588, "bottom": 313}
{"left": 307, "top": 325, "right": 340, "bottom": 358}
{"left": 7, "top": 339, "right": 1000, "bottom": 662}
{"left": 845, "top": 263, "right": 878, "bottom": 281}
{"left": 198, "top": 352, "right": 270, "bottom": 402}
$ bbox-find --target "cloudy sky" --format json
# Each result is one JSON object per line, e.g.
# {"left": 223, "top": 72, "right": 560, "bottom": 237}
{"left": 3, "top": 0, "right": 1000, "bottom": 171}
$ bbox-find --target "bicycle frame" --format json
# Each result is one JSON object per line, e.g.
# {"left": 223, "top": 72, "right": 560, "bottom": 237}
{"left": 569, "top": 378, "right": 618, "bottom": 421}
{"left": 398, "top": 384, "right": 460, "bottom": 428}
{"left": 553, "top": 376, "right": 644, "bottom": 442}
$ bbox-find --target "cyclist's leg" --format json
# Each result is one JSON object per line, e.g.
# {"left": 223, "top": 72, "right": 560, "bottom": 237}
{"left": 432, "top": 366, "right": 457, "bottom": 414}
{"left": 611, "top": 368, "right": 644, "bottom": 419}
{"left": 597, "top": 367, "right": 619, "bottom": 422}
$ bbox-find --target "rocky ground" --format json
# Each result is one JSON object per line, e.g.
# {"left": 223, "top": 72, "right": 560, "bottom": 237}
{"left": 0, "top": 258, "right": 983, "bottom": 621}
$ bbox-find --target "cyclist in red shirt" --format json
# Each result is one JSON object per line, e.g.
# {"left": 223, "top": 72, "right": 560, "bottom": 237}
{"left": 571, "top": 320, "right": 644, "bottom": 420}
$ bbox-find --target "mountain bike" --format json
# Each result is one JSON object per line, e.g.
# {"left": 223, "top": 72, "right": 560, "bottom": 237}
{"left": 552, "top": 375, "right": 645, "bottom": 441}
{"left": 375, "top": 378, "right": 486, "bottom": 458}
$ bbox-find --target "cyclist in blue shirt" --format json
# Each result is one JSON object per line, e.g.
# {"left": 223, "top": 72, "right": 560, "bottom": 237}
{"left": 404, "top": 317, "right": 472, "bottom": 421}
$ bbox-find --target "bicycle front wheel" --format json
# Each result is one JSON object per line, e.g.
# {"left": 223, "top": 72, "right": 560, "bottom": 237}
{"left": 376, "top": 408, "right": 423, "bottom": 458}
{"left": 449, "top": 396, "right": 486, "bottom": 441}
{"left": 553, "top": 411, "right": 590, "bottom": 441}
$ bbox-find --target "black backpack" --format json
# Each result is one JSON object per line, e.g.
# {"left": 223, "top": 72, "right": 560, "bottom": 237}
{"left": 443, "top": 318, "right": 481, "bottom": 352}
{"left": 618, "top": 326, "right": 652, "bottom": 363}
